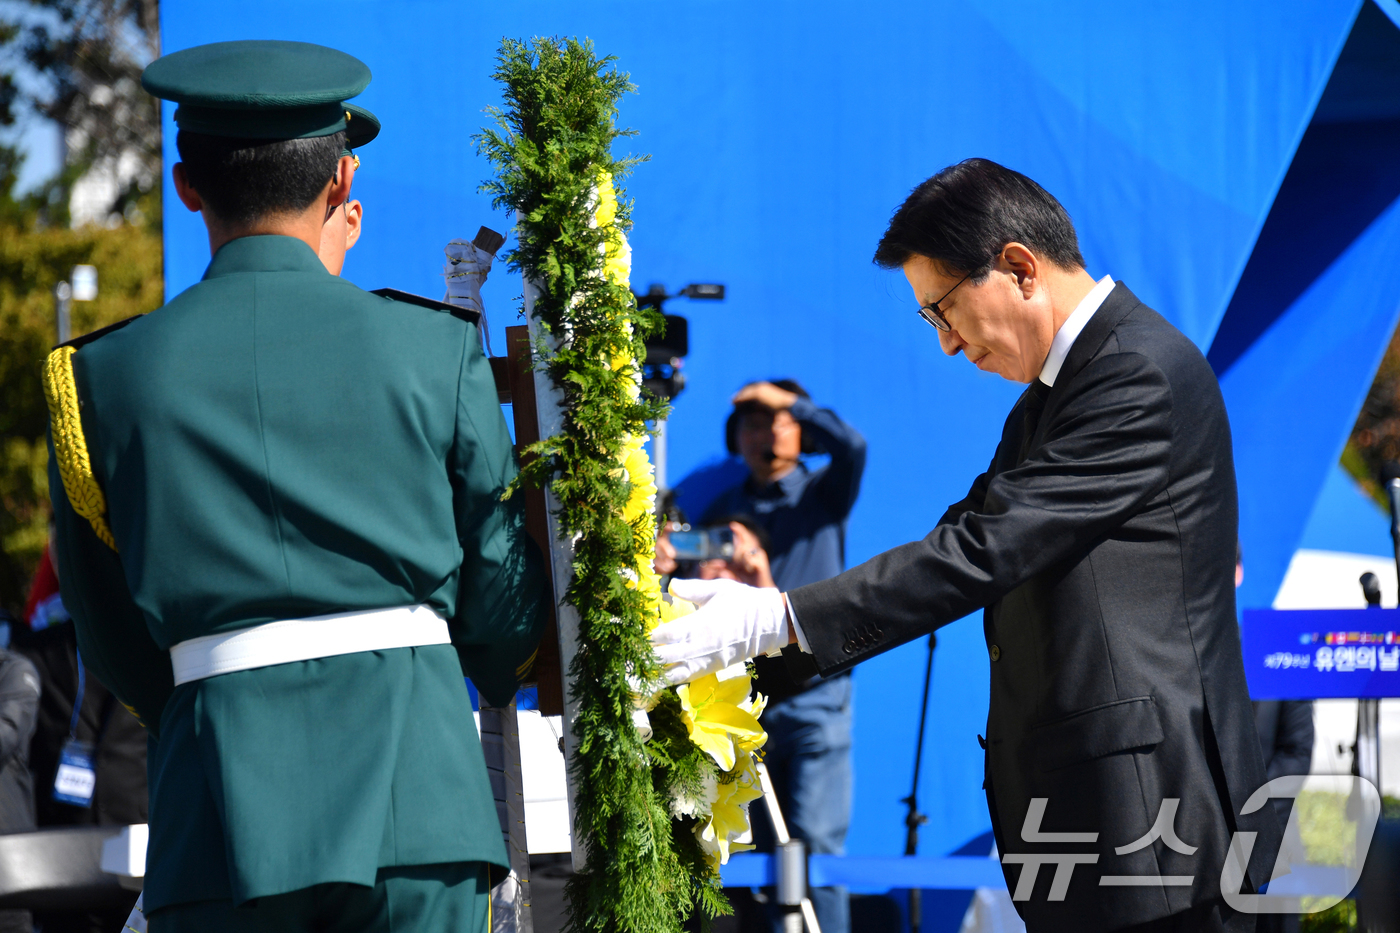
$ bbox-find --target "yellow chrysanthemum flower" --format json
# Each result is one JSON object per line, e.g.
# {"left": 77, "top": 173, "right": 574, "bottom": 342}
{"left": 634, "top": 560, "right": 663, "bottom": 625}
{"left": 677, "top": 672, "right": 766, "bottom": 772}
{"left": 594, "top": 170, "right": 632, "bottom": 287}
{"left": 610, "top": 354, "right": 642, "bottom": 401}
{"left": 617, "top": 434, "right": 643, "bottom": 462}
{"left": 621, "top": 443, "right": 657, "bottom": 524}
{"left": 697, "top": 751, "right": 764, "bottom": 868}
{"left": 594, "top": 168, "right": 765, "bottom": 861}
{"left": 594, "top": 170, "right": 618, "bottom": 228}
{"left": 603, "top": 238, "right": 631, "bottom": 288}
{"left": 609, "top": 435, "right": 654, "bottom": 540}
{"left": 634, "top": 507, "right": 657, "bottom": 539}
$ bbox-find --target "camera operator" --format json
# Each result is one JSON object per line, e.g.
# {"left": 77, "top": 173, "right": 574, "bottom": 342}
{"left": 701, "top": 379, "right": 865, "bottom": 933}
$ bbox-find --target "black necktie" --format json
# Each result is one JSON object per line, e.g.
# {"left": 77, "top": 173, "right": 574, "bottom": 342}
{"left": 1017, "top": 379, "right": 1052, "bottom": 464}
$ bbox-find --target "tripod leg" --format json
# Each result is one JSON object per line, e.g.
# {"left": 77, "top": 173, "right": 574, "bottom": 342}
{"left": 757, "top": 761, "right": 824, "bottom": 933}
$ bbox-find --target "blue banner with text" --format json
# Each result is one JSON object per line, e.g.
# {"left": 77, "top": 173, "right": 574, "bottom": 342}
{"left": 1242, "top": 608, "right": 1400, "bottom": 699}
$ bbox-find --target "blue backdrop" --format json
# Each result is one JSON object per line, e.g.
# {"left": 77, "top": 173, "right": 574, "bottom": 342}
{"left": 161, "top": 1, "right": 1400, "bottom": 864}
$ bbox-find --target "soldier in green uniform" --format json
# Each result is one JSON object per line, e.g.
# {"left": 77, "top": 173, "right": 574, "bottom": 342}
{"left": 43, "top": 39, "right": 546, "bottom": 931}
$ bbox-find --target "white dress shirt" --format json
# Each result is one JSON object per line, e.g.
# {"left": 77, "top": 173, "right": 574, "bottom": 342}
{"left": 1038, "top": 275, "right": 1115, "bottom": 387}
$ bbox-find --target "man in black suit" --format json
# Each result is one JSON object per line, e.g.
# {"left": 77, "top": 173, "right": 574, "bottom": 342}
{"left": 656, "top": 159, "right": 1280, "bottom": 933}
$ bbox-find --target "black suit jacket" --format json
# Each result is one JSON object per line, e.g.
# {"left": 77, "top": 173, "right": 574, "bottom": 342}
{"left": 789, "top": 284, "right": 1279, "bottom": 932}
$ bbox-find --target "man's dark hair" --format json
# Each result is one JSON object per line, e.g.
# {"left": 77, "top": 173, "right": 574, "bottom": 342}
{"left": 176, "top": 130, "right": 346, "bottom": 226}
{"left": 726, "top": 378, "right": 818, "bottom": 455}
{"left": 873, "top": 158, "right": 1085, "bottom": 279}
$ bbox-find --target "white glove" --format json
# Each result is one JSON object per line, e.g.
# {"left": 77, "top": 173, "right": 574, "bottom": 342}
{"left": 443, "top": 239, "right": 496, "bottom": 315}
{"left": 651, "top": 578, "right": 790, "bottom": 685}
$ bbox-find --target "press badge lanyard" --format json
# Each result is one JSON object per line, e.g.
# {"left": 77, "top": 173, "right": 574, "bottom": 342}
{"left": 53, "top": 650, "right": 97, "bottom": 808}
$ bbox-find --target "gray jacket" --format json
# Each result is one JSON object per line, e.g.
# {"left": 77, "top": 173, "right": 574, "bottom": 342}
{"left": 0, "top": 649, "right": 39, "bottom": 834}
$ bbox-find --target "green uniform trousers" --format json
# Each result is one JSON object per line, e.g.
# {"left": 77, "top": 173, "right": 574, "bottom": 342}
{"left": 147, "top": 862, "right": 488, "bottom": 933}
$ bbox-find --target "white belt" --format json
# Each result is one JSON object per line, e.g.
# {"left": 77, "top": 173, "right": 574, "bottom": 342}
{"left": 170, "top": 604, "right": 451, "bottom": 686}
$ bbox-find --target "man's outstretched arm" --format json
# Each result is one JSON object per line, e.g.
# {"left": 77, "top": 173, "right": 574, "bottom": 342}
{"left": 653, "top": 351, "right": 1174, "bottom": 683}
{"left": 795, "top": 351, "right": 1173, "bottom": 673}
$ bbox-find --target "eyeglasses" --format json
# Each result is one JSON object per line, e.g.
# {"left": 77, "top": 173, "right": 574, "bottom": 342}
{"left": 916, "top": 271, "right": 972, "bottom": 332}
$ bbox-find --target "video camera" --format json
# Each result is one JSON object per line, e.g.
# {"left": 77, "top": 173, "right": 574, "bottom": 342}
{"left": 636, "top": 282, "right": 726, "bottom": 400}
{"left": 668, "top": 524, "right": 735, "bottom": 562}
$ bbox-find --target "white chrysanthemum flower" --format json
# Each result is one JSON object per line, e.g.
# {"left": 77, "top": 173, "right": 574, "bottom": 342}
{"left": 669, "top": 771, "right": 719, "bottom": 820}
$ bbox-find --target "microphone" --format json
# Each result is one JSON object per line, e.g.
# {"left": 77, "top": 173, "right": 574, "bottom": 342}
{"left": 1359, "top": 469, "right": 1393, "bottom": 823}
{"left": 1361, "top": 572, "right": 1382, "bottom": 608}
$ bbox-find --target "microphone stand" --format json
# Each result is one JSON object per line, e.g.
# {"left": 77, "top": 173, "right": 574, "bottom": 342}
{"left": 1355, "top": 465, "right": 1400, "bottom": 798}
{"left": 1355, "top": 574, "right": 1381, "bottom": 811}
{"left": 1351, "top": 468, "right": 1400, "bottom": 933}
{"left": 901, "top": 634, "right": 936, "bottom": 933}
{"left": 1366, "top": 464, "right": 1400, "bottom": 790}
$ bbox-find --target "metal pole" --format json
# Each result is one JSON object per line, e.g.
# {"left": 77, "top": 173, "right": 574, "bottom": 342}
{"left": 756, "top": 760, "right": 823, "bottom": 933}
{"left": 1366, "top": 472, "right": 1400, "bottom": 794}
{"left": 522, "top": 252, "right": 586, "bottom": 872}
{"left": 902, "top": 633, "right": 936, "bottom": 933}
{"left": 1356, "top": 700, "right": 1381, "bottom": 792}
{"left": 1388, "top": 474, "right": 1400, "bottom": 576}
{"left": 653, "top": 419, "right": 668, "bottom": 493}
{"left": 480, "top": 697, "right": 533, "bottom": 932}
{"left": 55, "top": 281, "right": 72, "bottom": 345}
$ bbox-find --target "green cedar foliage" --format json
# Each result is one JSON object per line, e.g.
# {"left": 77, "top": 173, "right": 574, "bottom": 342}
{"left": 477, "top": 37, "right": 726, "bottom": 932}
{"left": 0, "top": 143, "right": 162, "bottom": 615}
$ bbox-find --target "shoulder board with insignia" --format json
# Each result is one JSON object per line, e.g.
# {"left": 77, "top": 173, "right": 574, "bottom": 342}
{"left": 55, "top": 313, "right": 144, "bottom": 352}
{"left": 371, "top": 288, "right": 481, "bottom": 326}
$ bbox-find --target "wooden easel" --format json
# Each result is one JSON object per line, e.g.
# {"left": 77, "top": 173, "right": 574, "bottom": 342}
{"left": 479, "top": 324, "right": 569, "bottom": 933}
{"left": 488, "top": 324, "right": 565, "bottom": 716}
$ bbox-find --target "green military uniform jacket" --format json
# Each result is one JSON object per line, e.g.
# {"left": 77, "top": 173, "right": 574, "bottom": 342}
{"left": 46, "top": 235, "right": 546, "bottom": 912}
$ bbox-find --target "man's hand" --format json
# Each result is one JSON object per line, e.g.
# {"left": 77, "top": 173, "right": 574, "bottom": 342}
{"left": 697, "top": 521, "right": 775, "bottom": 588}
{"left": 443, "top": 239, "right": 496, "bottom": 314}
{"left": 652, "top": 578, "right": 791, "bottom": 685}
{"left": 654, "top": 522, "right": 680, "bottom": 576}
{"left": 732, "top": 381, "right": 799, "bottom": 411}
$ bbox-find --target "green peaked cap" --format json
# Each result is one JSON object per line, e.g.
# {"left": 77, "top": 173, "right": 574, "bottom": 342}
{"left": 142, "top": 40, "right": 371, "bottom": 140}
{"left": 344, "top": 103, "right": 380, "bottom": 156}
